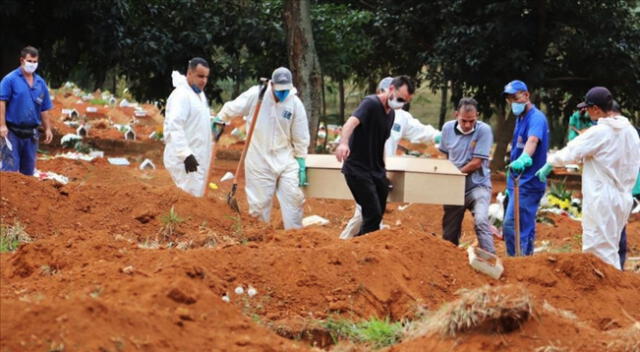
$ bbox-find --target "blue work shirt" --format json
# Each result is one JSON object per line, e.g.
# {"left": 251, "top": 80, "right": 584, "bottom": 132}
{"left": 0, "top": 68, "right": 52, "bottom": 127}
{"left": 507, "top": 105, "right": 549, "bottom": 192}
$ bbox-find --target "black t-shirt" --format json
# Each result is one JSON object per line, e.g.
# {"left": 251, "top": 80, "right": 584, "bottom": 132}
{"left": 342, "top": 95, "right": 395, "bottom": 178}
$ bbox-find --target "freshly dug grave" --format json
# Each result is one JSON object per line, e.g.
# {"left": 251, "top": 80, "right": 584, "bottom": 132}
{"left": 1, "top": 150, "right": 639, "bottom": 351}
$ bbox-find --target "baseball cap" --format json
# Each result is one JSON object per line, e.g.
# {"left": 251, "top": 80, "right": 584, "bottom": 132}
{"left": 503, "top": 80, "right": 528, "bottom": 95}
{"left": 377, "top": 77, "right": 393, "bottom": 92}
{"left": 577, "top": 86, "right": 612, "bottom": 110}
{"left": 271, "top": 67, "right": 293, "bottom": 91}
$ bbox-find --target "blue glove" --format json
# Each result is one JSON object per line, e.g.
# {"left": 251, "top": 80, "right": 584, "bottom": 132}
{"left": 535, "top": 162, "right": 553, "bottom": 182}
{"left": 508, "top": 153, "right": 533, "bottom": 173}
{"left": 296, "top": 157, "right": 308, "bottom": 187}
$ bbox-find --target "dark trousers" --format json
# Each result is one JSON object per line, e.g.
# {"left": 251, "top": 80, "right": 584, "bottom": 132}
{"left": 1, "top": 130, "right": 38, "bottom": 176}
{"left": 345, "top": 173, "right": 388, "bottom": 236}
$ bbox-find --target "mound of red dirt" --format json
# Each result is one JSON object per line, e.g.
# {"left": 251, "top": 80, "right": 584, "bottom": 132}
{"left": 1, "top": 150, "right": 639, "bottom": 351}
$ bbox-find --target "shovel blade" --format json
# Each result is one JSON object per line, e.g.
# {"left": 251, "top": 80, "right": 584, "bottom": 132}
{"left": 226, "top": 184, "right": 240, "bottom": 213}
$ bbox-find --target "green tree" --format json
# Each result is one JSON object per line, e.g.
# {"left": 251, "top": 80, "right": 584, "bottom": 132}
{"left": 311, "top": 3, "right": 374, "bottom": 122}
{"left": 423, "top": 0, "right": 640, "bottom": 170}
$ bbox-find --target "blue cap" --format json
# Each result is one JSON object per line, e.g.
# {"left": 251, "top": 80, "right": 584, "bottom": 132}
{"left": 503, "top": 80, "right": 528, "bottom": 95}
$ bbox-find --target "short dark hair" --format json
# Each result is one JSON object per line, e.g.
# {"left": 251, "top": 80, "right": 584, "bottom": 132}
{"left": 611, "top": 100, "right": 621, "bottom": 114}
{"left": 598, "top": 100, "right": 613, "bottom": 112}
{"left": 20, "top": 46, "right": 39, "bottom": 58}
{"left": 390, "top": 75, "right": 415, "bottom": 95}
{"left": 457, "top": 97, "right": 478, "bottom": 111}
{"left": 188, "top": 57, "right": 209, "bottom": 71}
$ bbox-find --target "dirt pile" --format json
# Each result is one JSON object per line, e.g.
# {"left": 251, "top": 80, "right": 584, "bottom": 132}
{"left": 1, "top": 144, "right": 639, "bottom": 351}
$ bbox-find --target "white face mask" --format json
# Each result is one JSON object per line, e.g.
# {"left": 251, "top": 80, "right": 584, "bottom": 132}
{"left": 23, "top": 61, "right": 38, "bottom": 74}
{"left": 456, "top": 121, "right": 475, "bottom": 135}
{"left": 388, "top": 95, "right": 405, "bottom": 110}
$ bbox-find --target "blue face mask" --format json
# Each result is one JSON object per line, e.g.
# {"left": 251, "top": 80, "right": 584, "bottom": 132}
{"left": 191, "top": 84, "right": 202, "bottom": 94}
{"left": 511, "top": 102, "right": 526, "bottom": 116}
{"left": 274, "top": 89, "right": 290, "bottom": 102}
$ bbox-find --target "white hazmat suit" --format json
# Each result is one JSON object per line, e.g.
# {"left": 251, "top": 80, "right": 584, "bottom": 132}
{"left": 548, "top": 115, "right": 640, "bottom": 269}
{"left": 218, "top": 83, "right": 309, "bottom": 229}
{"left": 340, "top": 109, "right": 439, "bottom": 239}
{"left": 163, "top": 71, "right": 212, "bottom": 197}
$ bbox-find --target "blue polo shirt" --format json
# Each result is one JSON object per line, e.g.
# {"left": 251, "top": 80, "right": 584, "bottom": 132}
{"left": 0, "top": 68, "right": 52, "bottom": 127}
{"left": 507, "top": 105, "right": 549, "bottom": 192}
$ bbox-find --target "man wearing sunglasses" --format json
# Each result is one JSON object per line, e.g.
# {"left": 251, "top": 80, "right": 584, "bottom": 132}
{"left": 335, "top": 75, "right": 415, "bottom": 236}
{"left": 502, "top": 80, "right": 550, "bottom": 256}
{"left": 535, "top": 87, "right": 640, "bottom": 270}
{"left": 339, "top": 77, "right": 439, "bottom": 239}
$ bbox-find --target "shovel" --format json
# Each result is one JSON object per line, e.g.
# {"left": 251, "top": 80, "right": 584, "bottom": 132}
{"left": 513, "top": 172, "right": 522, "bottom": 257}
{"left": 203, "top": 121, "right": 226, "bottom": 197}
{"left": 227, "top": 78, "right": 269, "bottom": 212}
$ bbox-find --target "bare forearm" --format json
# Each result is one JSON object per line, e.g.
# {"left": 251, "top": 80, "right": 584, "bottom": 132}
{"left": 460, "top": 158, "right": 483, "bottom": 174}
{"left": 0, "top": 101, "right": 6, "bottom": 126}
{"left": 523, "top": 136, "right": 539, "bottom": 156}
{"left": 41, "top": 111, "right": 51, "bottom": 130}
{"left": 339, "top": 116, "right": 360, "bottom": 146}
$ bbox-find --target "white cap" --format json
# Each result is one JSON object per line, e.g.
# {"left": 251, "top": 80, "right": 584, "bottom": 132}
{"left": 377, "top": 77, "right": 393, "bottom": 92}
{"left": 271, "top": 67, "right": 293, "bottom": 90}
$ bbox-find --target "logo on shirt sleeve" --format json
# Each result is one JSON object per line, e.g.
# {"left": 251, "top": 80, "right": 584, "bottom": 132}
{"left": 392, "top": 123, "right": 401, "bottom": 132}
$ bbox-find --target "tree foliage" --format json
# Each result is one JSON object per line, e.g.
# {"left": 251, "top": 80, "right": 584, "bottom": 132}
{"left": 2, "top": 0, "right": 638, "bottom": 134}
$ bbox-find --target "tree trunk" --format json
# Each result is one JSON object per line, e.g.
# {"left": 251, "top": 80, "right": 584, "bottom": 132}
{"left": 283, "top": 0, "right": 323, "bottom": 153}
{"left": 94, "top": 70, "right": 106, "bottom": 91}
{"left": 490, "top": 105, "right": 516, "bottom": 172}
{"left": 367, "top": 77, "right": 377, "bottom": 94}
{"left": 338, "top": 78, "right": 345, "bottom": 124}
{"left": 112, "top": 71, "right": 117, "bottom": 94}
{"left": 233, "top": 73, "right": 241, "bottom": 98}
{"left": 438, "top": 81, "right": 448, "bottom": 129}
{"left": 321, "top": 73, "right": 326, "bottom": 118}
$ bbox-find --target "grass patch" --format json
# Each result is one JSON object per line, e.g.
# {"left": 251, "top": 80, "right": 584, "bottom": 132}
{"left": 0, "top": 221, "right": 32, "bottom": 252}
{"left": 323, "top": 317, "right": 403, "bottom": 349}
{"left": 159, "top": 206, "right": 184, "bottom": 240}
{"left": 224, "top": 215, "right": 246, "bottom": 242}
{"left": 89, "top": 98, "right": 108, "bottom": 105}
{"left": 406, "top": 284, "right": 533, "bottom": 338}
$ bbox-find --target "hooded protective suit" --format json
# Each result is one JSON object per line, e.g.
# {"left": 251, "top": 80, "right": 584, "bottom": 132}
{"left": 163, "top": 71, "right": 212, "bottom": 197}
{"left": 218, "top": 83, "right": 309, "bottom": 229}
{"left": 548, "top": 115, "right": 640, "bottom": 269}
{"left": 340, "top": 109, "right": 439, "bottom": 239}
{"left": 384, "top": 109, "right": 440, "bottom": 156}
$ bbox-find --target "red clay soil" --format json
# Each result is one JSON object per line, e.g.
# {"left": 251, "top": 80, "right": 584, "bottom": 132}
{"left": 1, "top": 140, "right": 639, "bottom": 351}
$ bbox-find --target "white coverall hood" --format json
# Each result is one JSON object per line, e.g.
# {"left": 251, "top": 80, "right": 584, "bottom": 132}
{"left": 548, "top": 115, "right": 640, "bottom": 269}
{"left": 163, "top": 71, "right": 213, "bottom": 197}
{"left": 217, "top": 82, "right": 310, "bottom": 229}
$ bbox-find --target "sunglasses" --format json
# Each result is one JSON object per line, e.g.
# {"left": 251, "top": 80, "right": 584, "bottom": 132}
{"left": 391, "top": 94, "right": 407, "bottom": 103}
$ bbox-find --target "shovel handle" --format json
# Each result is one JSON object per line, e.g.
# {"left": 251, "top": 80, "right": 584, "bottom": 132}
{"left": 231, "top": 79, "right": 269, "bottom": 186}
{"left": 513, "top": 174, "right": 522, "bottom": 257}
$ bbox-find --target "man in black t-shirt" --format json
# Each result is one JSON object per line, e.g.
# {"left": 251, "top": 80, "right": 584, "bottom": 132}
{"left": 335, "top": 76, "right": 415, "bottom": 236}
